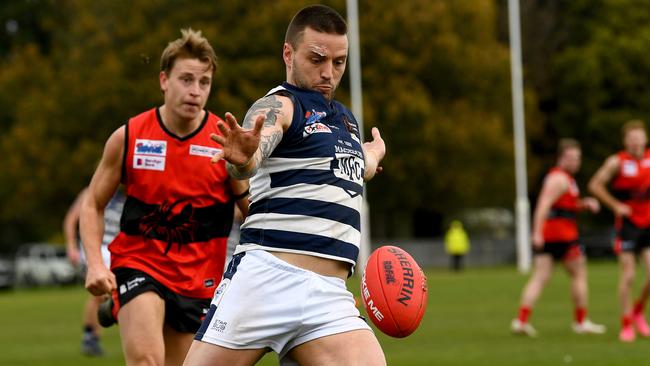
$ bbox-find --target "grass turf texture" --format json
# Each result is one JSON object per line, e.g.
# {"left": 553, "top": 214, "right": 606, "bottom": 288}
{"left": 1, "top": 261, "right": 649, "bottom": 365}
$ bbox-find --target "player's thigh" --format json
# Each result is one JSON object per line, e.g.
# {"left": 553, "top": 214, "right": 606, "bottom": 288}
{"left": 183, "top": 340, "right": 267, "bottom": 366}
{"left": 619, "top": 251, "right": 636, "bottom": 277}
{"left": 640, "top": 247, "right": 650, "bottom": 273}
{"left": 163, "top": 323, "right": 195, "bottom": 366}
{"left": 118, "top": 291, "right": 166, "bottom": 359}
{"left": 531, "top": 254, "right": 554, "bottom": 280}
{"left": 563, "top": 254, "right": 586, "bottom": 278}
{"left": 288, "top": 329, "right": 386, "bottom": 366}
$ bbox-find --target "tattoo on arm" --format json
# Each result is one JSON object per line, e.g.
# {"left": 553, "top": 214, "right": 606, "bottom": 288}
{"left": 226, "top": 161, "right": 254, "bottom": 179}
{"left": 243, "top": 96, "right": 283, "bottom": 129}
{"left": 228, "top": 97, "right": 285, "bottom": 180}
{"left": 227, "top": 130, "right": 284, "bottom": 180}
{"left": 260, "top": 131, "right": 283, "bottom": 160}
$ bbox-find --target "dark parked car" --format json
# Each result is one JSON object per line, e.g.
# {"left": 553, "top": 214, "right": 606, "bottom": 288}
{"left": 0, "top": 257, "right": 14, "bottom": 289}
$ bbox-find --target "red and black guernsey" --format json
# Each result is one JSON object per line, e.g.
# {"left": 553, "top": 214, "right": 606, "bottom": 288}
{"left": 110, "top": 108, "right": 233, "bottom": 299}
{"left": 611, "top": 149, "right": 650, "bottom": 229}
{"left": 542, "top": 167, "right": 580, "bottom": 242}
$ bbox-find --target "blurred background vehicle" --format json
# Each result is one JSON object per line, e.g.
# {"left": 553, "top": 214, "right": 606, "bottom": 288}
{"left": 14, "top": 243, "right": 80, "bottom": 287}
{"left": 0, "top": 256, "right": 14, "bottom": 289}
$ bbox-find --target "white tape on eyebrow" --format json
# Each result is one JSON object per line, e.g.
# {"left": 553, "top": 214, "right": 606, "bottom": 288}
{"left": 307, "top": 43, "right": 328, "bottom": 57}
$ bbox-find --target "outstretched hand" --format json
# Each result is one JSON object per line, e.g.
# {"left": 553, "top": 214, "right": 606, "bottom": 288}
{"left": 362, "top": 127, "right": 386, "bottom": 180}
{"left": 211, "top": 112, "right": 265, "bottom": 166}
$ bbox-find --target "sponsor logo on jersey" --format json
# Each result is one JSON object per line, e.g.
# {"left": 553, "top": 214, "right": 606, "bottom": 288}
{"left": 134, "top": 139, "right": 167, "bottom": 171}
{"left": 305, "top": 109, "right": 327, "bottom": 125}
{"left": 190, "top": 145, "right": 222, "bottom": 158}
{"left": 303, "top": 122, "right": 332, "bottom": 137}
{"left": 133, "top": 155, "right": 165, "bottom": 171}
{"left": 642, "top": 158, "right": 650, "bottom": 168}
{"left": 342, "top": 114, "right": 360, "bottom": 144}
{"left": 204, "top": 278, "right": 215, "bottom": 288}
{"left": 623, "top": 160, "right": 638, "bottom": 176}
{"left": 135, "top": 139, "right": 167, "bottom": 156}
{"left": 334, "top": 152, "right": 364, "bottom": 188}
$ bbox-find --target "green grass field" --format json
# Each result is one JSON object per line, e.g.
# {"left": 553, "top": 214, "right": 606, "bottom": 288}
{"left": 2, "top": 261, "right": 650, "bottom": 365}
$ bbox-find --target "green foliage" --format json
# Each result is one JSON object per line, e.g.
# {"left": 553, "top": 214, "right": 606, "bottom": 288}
{"left": 0, "top": 0, "right": 529, "bottom": 247}
{"left": 360, "top": 0, "right": 522, "bottom": 235}
{"left": 523, "top": 0, "right": 650, "bottom": 189}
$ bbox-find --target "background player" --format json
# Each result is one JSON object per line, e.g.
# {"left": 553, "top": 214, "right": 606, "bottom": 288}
{"left": 184, "top": 5, "right": 386, "bottom": 366}
{"left": 64, "top": 186, "right": 125, "bottom": 356}
{"left": 80, "top": 29, "right": 250, "bottom": 365}
{"left": 588, "top": 120, "right": 650, "bottom": 342}
{"left": 512, "top": 139, "right": 605, "bottom": 337}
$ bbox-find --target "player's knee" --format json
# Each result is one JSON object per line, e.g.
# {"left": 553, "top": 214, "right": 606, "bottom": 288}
{"left": 126, "top": 346, "right": 164, "bottom": 366}
{"left": 133, "top": 353, "right": 163, "bottom": 366}
{"left": 535, "top": 271, "right": 552, "bottom": 285}
{"left": 571, "top": 271, "right": 586, "bottom": 283}
{"left": 621, "top": 271, "right": 636, "bottom": 286}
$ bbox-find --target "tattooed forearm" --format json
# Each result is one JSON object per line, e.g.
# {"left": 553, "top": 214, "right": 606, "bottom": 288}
{"left": 227, "top": 161, "right": 256, "bottom": 179}
{"left": 226, "top": 128, "right": 283, "bottom": 180}
{"left": 243, "top": 96, "right": 283, "bottom": 129}
{"left": 260, "top": 131, "right": 283, "bottom": 160}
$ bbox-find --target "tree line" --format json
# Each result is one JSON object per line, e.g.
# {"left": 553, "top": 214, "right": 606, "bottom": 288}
{"left": 0, "top": 0, "right": 647, "bottom": 251}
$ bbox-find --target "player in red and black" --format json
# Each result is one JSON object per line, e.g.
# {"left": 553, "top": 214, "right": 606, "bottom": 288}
{"left": 80, "top": 29, "right": 249, "bottom": 365}
{"left": 589, "top": 120, "right": 650, "bottom": 342}
{"left": 512, "top": 139, "right": 605, "bottom": 337}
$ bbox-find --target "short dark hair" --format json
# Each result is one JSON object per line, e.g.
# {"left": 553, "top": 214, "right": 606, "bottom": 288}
{"left": 557, "top": 138, "right": 580, "bottom": 157}
{"left": 285, "top": 5, "right": 347, "bottom": 47}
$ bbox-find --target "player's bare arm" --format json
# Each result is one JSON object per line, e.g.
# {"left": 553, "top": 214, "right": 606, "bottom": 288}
{"left": 588, "top": 155, "right": 630, "bottom": 217}
{"left": 63, "top": 187, "right": 88, "bottom": 266}
{"left": 212, "top": 94, "right": 293, "bottom": 179}
{"left": 531, "top": 172, "right": 569, "bottom": 248}
{"left": 362, "top": 127, "right": 386, "bottom": 181}
{"left": 80, "top": 126, "right": 124, "bottom": 296}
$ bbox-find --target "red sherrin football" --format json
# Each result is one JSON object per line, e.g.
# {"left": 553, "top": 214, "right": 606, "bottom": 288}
{"left": 360, "top": 245, "right": 428, "bottom": 338}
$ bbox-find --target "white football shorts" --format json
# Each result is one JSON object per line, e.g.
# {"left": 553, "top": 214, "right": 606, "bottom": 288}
{"left": 80, "top": 244, "right": 111, "bottom": 268}
{"left": 194, "top": 249, "right": 371, "bottom": 361}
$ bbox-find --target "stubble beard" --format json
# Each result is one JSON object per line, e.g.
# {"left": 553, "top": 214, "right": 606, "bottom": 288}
{"left": 291, "top": 61, "right": 336, "bottom": 101}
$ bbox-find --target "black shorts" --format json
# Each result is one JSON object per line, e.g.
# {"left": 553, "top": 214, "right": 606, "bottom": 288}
{"left": 616, "top": 218, "right": 650, "bottom": 254}
{"left": 113, "top": 267, "right": 210, "bottom": 333}
{"left": 533, "top": 241, "right": 583, "bottom": 261}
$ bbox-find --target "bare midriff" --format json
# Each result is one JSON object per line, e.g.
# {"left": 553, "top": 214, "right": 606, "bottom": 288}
{"left": 270, "top": 252, "right": 350, "bottom": 280}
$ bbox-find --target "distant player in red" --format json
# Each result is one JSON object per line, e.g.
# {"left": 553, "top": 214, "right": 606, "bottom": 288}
{"left": 589, "top": 120, "right": 650, "bottom": 342}
{"left": 80, "top": 29, "right": 249, "bottom": 365}
{"left": 512, "top": 139, "right": 605, "bottom": 337}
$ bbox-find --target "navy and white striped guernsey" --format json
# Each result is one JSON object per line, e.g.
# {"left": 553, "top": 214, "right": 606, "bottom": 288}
{"left": 236, "top": 82, "right": 365, "bottom": 269}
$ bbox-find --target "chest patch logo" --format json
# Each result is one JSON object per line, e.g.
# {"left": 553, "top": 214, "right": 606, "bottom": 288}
{"left": 642, "top": 158, "right": 650, "bottom": 168}
{"left": 622, "top": 160, "right": 638, "bottom": 177}
{"left": 134, "top": 139, "right": 167, "bottom": 171}
{"left": 303, "top": 122, "right": 332, "bottom": 137}
{"left": 135, "top": 139, "right": 167, "bottom": 156}
{"left": 190, "top": 145, "right": 222, "bottom": 158}
{"left": 342, "top": 115, "right": 360, "bottom": 144}
{"left": 305, "top": 109, "right": 327, "bottom": 125}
